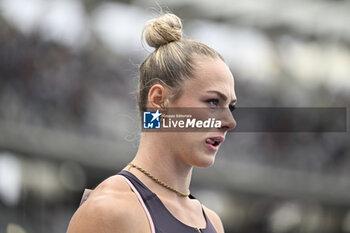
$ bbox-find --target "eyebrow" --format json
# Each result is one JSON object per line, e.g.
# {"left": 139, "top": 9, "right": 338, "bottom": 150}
{"left": 207, "top": 90, "right": 237, "bottom": 104}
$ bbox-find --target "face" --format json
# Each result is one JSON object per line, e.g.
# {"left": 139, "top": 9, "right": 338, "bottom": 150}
{"left": 163, "top": 56, "right": 237, "bottom": 168}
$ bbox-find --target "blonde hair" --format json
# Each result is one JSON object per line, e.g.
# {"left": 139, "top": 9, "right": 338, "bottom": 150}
{"left": 138, "top": 13, "right": 223, "bottom": 113}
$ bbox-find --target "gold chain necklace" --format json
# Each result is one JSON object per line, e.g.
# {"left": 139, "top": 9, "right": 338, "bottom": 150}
{"left": 128, "top": 163, "right": 190, "bottom": 197}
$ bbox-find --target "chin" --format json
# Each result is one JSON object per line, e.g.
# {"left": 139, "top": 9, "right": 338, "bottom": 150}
{"left": 193, "top": 154, "right": 216, "bottom": 168}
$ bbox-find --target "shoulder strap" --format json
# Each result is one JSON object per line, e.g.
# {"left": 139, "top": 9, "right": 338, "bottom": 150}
{"left": 117, "top": 170, "right": 156, "bottom": 200}
{"left": 117, "top": 172, "right": 156, "bottom": 233}
{"left": 79, "top": 188, "right": 92, "bottom": 206}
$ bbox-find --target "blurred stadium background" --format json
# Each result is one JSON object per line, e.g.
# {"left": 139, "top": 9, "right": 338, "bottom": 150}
{"left": 0, "top": 0, "right": 349, "bottom": 232}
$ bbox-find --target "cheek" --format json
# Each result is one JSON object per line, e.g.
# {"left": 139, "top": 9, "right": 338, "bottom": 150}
{"left": 178, "top": 133, "right": 205, "bottom": 156}
{"left": 171, "top": 133, "right": 200, "bottom": 154}
{"left": 175, "top": 133, "right": 217, "bottom": 167}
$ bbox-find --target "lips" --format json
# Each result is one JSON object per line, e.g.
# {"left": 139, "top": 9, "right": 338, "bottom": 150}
{"left": 205, "top": 136, "right": 225, "bottom": 152}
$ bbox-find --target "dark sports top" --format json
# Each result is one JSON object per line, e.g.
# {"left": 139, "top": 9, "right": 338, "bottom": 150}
{"left": 117, "top": 170, "right": 218, "bottom": 233}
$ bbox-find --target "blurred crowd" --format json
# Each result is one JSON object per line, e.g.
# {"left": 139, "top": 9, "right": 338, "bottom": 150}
{"left": 0, "top": 18, "right": 134, "bottom": 135}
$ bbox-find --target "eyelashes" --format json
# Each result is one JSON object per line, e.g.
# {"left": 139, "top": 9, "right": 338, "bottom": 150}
{"left": 205, "top": 99, "right": 236, "bottom": 112}
{"left": 229, "top": 104, "right": 236, "bottom": 112}
{"left": 205, "top": 99, "right": 219, "bottom": 106}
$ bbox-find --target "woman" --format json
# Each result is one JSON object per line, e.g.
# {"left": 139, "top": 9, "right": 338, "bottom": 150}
{"left": 66, "top": 13, "right": 237, "bottom": 233}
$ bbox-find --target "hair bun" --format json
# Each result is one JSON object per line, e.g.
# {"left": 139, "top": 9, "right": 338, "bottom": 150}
{"left": 143, "top": 13, "right": 183, "bottom": 49}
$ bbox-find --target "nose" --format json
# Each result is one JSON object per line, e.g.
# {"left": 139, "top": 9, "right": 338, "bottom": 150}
{"left": 220, "top": 108, "right": 236, "bottom": 132}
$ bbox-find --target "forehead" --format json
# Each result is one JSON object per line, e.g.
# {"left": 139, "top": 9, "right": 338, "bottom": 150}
{"left": 185, "top": 56, "right": 236, "bottom": 100}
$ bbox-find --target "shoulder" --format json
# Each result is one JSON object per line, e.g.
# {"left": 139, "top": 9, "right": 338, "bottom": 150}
{"left": 203, "top": 205, "right": 225, "bottom": 233}
{"left": 66, "top": 174, "right": 149, "bottom": 233}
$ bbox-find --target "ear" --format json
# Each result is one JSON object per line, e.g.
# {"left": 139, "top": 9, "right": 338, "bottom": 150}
{"left": 147, "top": 84, "right": 169, "bottom": 109}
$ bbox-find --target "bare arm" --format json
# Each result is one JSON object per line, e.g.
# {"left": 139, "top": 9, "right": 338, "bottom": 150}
{"left": 66, "top": 196, "right": 136, "bottom": 233}
{"left": 66, "top": 176, "right": 150, "bottom": 233}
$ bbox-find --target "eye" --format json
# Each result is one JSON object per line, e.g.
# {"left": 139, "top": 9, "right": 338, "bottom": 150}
{"left": 229, "top": 104, "right": 236, "bottom": 112}
{"left": 206, "top": 99, "right": 219, "bottom": 107}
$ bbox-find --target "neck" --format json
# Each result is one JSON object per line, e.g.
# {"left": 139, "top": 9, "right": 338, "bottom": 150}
{"left": 129, "top": 134, "right": 193, "bottom": 198}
